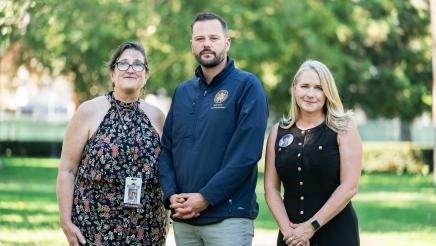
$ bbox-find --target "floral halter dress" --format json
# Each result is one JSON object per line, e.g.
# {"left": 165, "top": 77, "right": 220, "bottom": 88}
{"left": 72, "top": 92, "right": 166, "bottom": 245}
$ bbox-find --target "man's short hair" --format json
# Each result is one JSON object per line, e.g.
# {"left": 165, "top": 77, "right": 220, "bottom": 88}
{"left": 191, "top": 12, "right": 228, "bottom": 34}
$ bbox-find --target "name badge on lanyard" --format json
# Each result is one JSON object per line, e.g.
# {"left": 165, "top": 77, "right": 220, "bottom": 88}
{"left": 123, "top": 177, "right": 142, "bottom": 208}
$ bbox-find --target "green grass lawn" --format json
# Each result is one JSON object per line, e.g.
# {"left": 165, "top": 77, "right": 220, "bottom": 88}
{"left": 1, "top": 157, "right": 436, "bottom": 245}
{"left": 0, "top": 158, "right": 64, "bottom": 245}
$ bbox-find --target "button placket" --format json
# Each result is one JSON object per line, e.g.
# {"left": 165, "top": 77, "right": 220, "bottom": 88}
{"left": 298, "top": 129, "right": 307, "bottom": 217}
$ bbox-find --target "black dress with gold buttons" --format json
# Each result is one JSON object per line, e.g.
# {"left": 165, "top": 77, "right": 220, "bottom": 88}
{"left": 275, "top": 121, "right": 359, "bottom": 246}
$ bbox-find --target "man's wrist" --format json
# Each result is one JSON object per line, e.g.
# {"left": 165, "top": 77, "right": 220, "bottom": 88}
{"left": 198, "top": 192, "right": 211, "bottom": 207}
{"left": 197, "top": 193, "right": 209, "bottom": 209}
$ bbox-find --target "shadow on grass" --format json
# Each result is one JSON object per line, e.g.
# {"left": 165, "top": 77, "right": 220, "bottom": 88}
{"left": 359, "top": 173, "right": 434, "bottom": 193}
{"left": 0, "top": 166, "right": 57, "bottom": 183}
{"left": 0, "top": 159, "right": 60, "bottom": 230}
{"left": 0, "top": 190, "right": 57, "bottom": 202}
{"left": 355, "top": 200, "right": 436, "bottom": 233}
{"left": 0, "top": 206, "right": 59, "bottom": 230}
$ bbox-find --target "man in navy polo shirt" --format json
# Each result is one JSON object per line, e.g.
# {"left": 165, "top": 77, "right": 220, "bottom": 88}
{"left": 159, "top": 12, "right": 268, "bottom": 245}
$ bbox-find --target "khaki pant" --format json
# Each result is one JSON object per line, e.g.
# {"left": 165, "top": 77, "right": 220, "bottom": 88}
{"left": 173, "top": 218, "right": 254, "bottom": 246}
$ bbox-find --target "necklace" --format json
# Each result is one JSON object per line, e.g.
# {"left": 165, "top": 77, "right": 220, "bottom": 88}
{"left": 121, "top": 112, "right": 132, "bottom": 128}
{"left": 118, "top": 111, "right": 130, "bottom": 130}
{"left": 114, "top": 99, "right": 138, "bottom": 130}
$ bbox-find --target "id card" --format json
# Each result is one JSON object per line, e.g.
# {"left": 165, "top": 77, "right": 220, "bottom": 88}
{"left": 123, "top": 177, "right": 142, "bottom": 208}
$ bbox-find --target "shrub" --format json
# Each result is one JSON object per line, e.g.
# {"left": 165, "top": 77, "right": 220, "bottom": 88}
{"left": 363, "top": 142, "right": 432, "bottom": 175}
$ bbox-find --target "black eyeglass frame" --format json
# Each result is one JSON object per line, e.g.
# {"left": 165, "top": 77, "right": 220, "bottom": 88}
{"left": 113, "top": 62, "right": 148, "bottom": 72}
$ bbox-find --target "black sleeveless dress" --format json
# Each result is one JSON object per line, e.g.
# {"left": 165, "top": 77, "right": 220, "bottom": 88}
{"left": 275, "top": 122, "right": 359, "bottom": 246}
{"left": 71, "top": 92, "right": 166, "bottom": 245}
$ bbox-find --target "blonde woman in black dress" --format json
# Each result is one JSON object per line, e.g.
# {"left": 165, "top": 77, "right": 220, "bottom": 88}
{"left": 264, "top": 60, "right": 362, "bottom": 246}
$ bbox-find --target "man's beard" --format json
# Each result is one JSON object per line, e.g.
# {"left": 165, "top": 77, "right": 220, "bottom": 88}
{"left": 195, "top": 49, "right": 226, "bottom": 68}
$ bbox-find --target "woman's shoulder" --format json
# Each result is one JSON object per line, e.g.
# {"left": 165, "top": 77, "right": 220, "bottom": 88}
{"left": 75, "top": 95, "right": 110, "bottom": 116}
{"left": 269, "top": 122, "right": 279, "bottom": 134}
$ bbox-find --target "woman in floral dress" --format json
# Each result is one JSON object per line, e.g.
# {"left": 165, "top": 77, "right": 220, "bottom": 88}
{"left": 57, "top": 42, "right": 167, "bottom": 245}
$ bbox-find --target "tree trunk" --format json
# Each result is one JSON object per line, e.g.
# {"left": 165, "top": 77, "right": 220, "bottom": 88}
{"left": 399, "top": 121, "right": 411, "bottom": 141}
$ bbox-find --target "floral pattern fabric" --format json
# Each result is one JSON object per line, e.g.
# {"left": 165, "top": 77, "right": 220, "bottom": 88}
{"left": 72, "top": 92, "right": 166, "bottom": 245}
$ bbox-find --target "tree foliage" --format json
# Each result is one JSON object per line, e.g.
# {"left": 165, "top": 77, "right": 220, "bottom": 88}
{"left": 0, "top": 0, "right": 431, "bottom": 120}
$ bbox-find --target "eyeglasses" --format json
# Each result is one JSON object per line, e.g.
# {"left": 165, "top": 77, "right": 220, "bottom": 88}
{"left": 114, "top": 62, "right": 148, "bottom": 72}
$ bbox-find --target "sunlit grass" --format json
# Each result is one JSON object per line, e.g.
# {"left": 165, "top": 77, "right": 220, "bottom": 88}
{"left": 355, "top": 192, "right": 436, "bottom": 202}
{"left": 361, "top": 231, "right": 436, "bottom": 246}
{"left": 0, "top": 157, "right": 59, "bottom": 235}
{"left": 1, "top": 157, "right": 436, "bottom": 245}
{"left": 0, "top": 229, "right": 65, "bottom": 245}
{"left": 1, "top": 157, "right": 59, "bottom": 168}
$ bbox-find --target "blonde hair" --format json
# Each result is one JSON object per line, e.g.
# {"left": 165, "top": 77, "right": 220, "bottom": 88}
{"left": 283, "top": 60, "right": 353, "bottom": 132}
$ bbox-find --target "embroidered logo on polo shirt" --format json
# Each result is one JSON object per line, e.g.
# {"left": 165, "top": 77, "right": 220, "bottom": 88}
{"left": 214, "top": 90, "right": 228, "bottom": 103}
{"left": 211, "top": 90, "right": 229, "bottom": 109}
